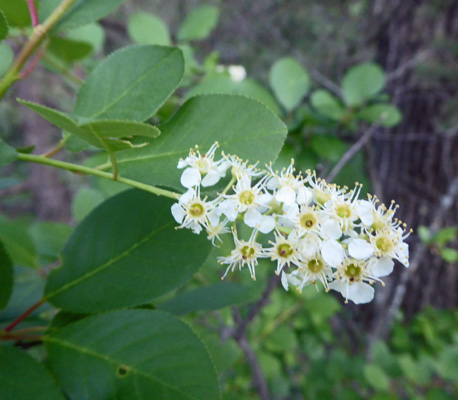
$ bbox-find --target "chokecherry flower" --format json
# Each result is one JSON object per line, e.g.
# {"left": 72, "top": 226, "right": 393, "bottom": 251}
{"left": 218, "top": 229, "right": 264, "bottom": 280}
{"left": 264, "top": 230, "right": 300, "bottom": 275}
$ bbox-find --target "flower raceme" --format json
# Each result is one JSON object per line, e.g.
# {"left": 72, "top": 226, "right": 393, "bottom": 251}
{"left": 171, "top": 142, "right": 411, "bottom": 304}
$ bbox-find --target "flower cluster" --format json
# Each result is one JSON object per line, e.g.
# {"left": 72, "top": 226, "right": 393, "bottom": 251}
{"left": 171, "top": 142, "right": 411, "bottom": 304}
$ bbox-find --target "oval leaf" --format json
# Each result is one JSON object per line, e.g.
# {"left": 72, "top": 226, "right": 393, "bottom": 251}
{"left": 128, "top": 12, "right": 171, "bottom": 46}
{"left": 73, "top": 45, "right": 184, "bottom": 121}
{"left": 45, "top": 310, "right": 220, "bottom": 399}
{"left": 342, "top": 63, "right": 386, "bottom": 106}
{"left": 358, "top": 103, "right": 402, "bottom": 127}
{"left": 0, "top": 240, "right": 13, "bottom": 309}
{"left": 116, "top": 94, "right": 287, "bottom": 190}
{"left": 178, "top": 5, "right": 219, "bottom": 41}
{"left": 269, "top": 57, "right": 310, "bottom": 111}
{"left": 0, "top": 345, "right": 64, "bottom": 400}
{"left": 39, "top": 0, "right": 126, "bottom": 32}
{"left": 310, "top": 89, "right": 346, "bottom": 120}
{"left": 0, "top": 42, "right": 13, "bottom": 78}
{"left": 44, "top": 190, "right": 212, "bottom": 313}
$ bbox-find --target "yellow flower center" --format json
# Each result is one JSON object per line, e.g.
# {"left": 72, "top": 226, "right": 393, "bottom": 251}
{"left": 189, "top": 202, "right": 205, "bottom": 217}
{"left": 241, "top": 245, "right": 255, "bottom": 260}
{"left": 307, "top": 259, "right": 323, "bottom": 273}
{"left": 300, "top": 213, "right": 316, "bottom": 229}
{"left": 336, "top": 204, "right": 352, "bottom": 219}
{"left": 277, "top": 243, "right": 293, "bottom": 258}
{"left": 315, "top": 189, "right": 330, "bottom": 205}
{"left": 239, "top": 190, "right": 255, "bottom": 205}
{"left": 345, "top": 263, "right": 362, "bottom": 281}
{"left": 376, "top": 236, "right": 393, "bottom": 252}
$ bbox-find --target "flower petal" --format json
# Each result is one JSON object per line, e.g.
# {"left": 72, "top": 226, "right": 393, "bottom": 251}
{"left": 244, "top": 208, "right": 263, "bottom": 228}
{"left": 202, "top": 169, "right": 221, "bottom": 187}
{"left": 180, "top": 167, "right": 201, "bottom": 188}
{"left": 281, "top": 271, "right": 289, "bottom": 291}
{"left": 321, "top": 239, "right": 344, "bottom": 267}
{"left": 349, "top": 238, "right": 374, "bottom": 259}
{"left": 348, "top": 282, "right": 375, "bottom": 304}
{"left": 276, "top": 186, "right": 296, "bottom": 205}
{"left": 320, "top": 219, "right": 342, "bottom": 241}
{"left": 259, "top": 215, "right": 276, "bottom": 234}
{"left": 356, "top": 200, "right": 374, "bottom": 226}
{"left": 218, "top": 200, "right": 238, "bottom": 221}
{"left": 370, "top": 257, "right": 394, "bottom": 277}
{"left": 296, "top": 186, "right": 312, "bottom": 205}
{"left": 171, "top": 203, "right": 185, "bottom": 224}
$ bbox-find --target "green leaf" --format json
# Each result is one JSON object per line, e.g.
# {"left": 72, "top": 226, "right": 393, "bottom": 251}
{"left": 0, "top": 0, "right": 30, "bottom": 27}
{"left": 44, "top": 190, "right": 212, "bottom": 313}
{"left": 0, "top": 136, "right": 17, "bottom": 167}
{"left": 71, "top": 187, "right": 105, "bottom": 222}
{"left": 435, "top": 345, "right": 458, "bottom": 381}
{"left": 73, "top": 45, "right": 184, "bottom": 121}
{"left": 310, "top": 89, "right": 346, "bottom": 120}
{"left": 39, "top": 0, "right": 127, "bottom": 32}
{"left": 0, "top": 345, "right": 64, "bottom": 400}
{"left": 158, "top": 282, "right": 259, "bottom": 315}
{"left": 45, "top": 310, "right": 220, "bottom": 399}
{"left": 358, "top": 103, "right": 402, "bottom": 127}
{"left": 363, "top": 363, "right": 390, "bottom": 391}
{"left": 48, "top": 35, "right": 93, "bottom": 62}
{"left": 0, "top": 42, "right": 13, "bottom": 78}
{"left": 265, "top": 325, "right": 298, "bottom": 352}
{"left": 0, "top": 216, "right": 38, "bottom": 268}
{"left": 440, "top": 248, "right": 458, "bottom": 263}
{"left": 0, "top": 240, "right": 13, "bottom": 309}
{"left": 186, "top": 75, "right": 281, "bottom": 115}
{"left": 342, "top": 63, "right": 386, "bottom": 106}
{"left": 18, "top": 99, "right": 160, "bottom": 152}
{"left": 418, "top": 225, "right": 432, "bottom": 244}
{"left": 128, "top": 12, "right": 171, "bottom": 46}
{"left": 398, "top": 354, "right": 432, "bottom": 384}
{"left": 29, "top": 222, "right": 72, "bottom": 263}
{"left": 117, "top": 94, "right": 287, "bottom": 190}
{"left": 434, "top": 226, "right": 458, "bottom": 246}
{"left": 66, "top": 23, "right": 105, "bottom": 53}
{"left": 178, "top": 5, "right": 219, "bottom": 41}
{"left": 310, "top": 135, "right": 347, "bottom": 163}
{"left": 0, "top": 9, "right": 8, "bottom": 41}
{"left": 269, "top": 57, "right": 310, "bottom": 111}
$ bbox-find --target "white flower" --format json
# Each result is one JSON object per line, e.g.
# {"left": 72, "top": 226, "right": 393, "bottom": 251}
{"left": 171, "top": 186, "right": 217, "bottom": 234}
{"left": 206, "top": 216, "right": 230, "bottom": 246}
{"left": 369, "top": 227, "right": 410, "bottom": 267}
{"left": 286, "top": 252, "right": 333, "bottom": 292}
{"left": 178, "top": 142, "right": 230, "bottom": 188}
{"left": 321, "top": 239, "right": 344, "bottom": 267}
{"left": 218, "top": 229, "right": 264, "bottom": 280}
{"left": 348, "top": 237, "right": 374, "bottom": 259}
{"left": 267, "top": 160, "right": 303, "bottom": 207}
{"left": 223, "top": 153, "right": 264, "bottom": 182}
{"left": 264, "top": 230, "right": 300, "bottom": 274}
{"left": 228, "top": 65, "right": 247, "bottom": 82}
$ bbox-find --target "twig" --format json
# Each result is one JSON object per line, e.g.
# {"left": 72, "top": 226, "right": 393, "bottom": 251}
{"left": 27, "top": 0, "right": 39, "bottom": 27}
{"left": 326, "top": 120, "right": 382, "bottom": 182}
{"left": 386, "top": 50, "right": 433, "bottom": 82}
{"left": 20, "top": 40, "right": 48, "bottom": 79}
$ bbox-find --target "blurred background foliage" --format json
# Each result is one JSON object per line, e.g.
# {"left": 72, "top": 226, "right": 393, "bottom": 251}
{"left": 0, "top": 0, "right": 457, "bottom": 399}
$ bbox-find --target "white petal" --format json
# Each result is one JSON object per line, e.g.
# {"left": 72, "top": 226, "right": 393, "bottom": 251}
{"left": 320, "top": 219, "right": 342, "bottom": 241}
{"left": 258, "top": 193, "right": 273, "bottom": 207}
{"left": 347, "top": 282, "right": 375, "bottom": 304}
{"left": 296, "top": 186, "right": 312, "bottom": 205}
{"left": 180, "top": 167, "right": 201, "bottom": 188}
{"left": 218, "top": 200, "right": 238, "bottom": 221}
{"left": 217, "top": 160, "right": 231, "bottom": 174}
{"left": 356, "top": 200, "right": 374, "bottom": 226}
{"left": 370, "top": 257, "right": 394, "bottom": 277}
{"left": 329, "top": 280, "right": 347, "bottom": 296}
{"left": 276, "top": 186, "right": 296, "bottom": 205}
{"left": 201, "top": 169, "right": 221, "bottom": 187}
{"left": 171, "top": 203, "right": 185, "bottom": 224}
{"left": 398, "top": 242, "right": 409, "bottom": 267}
{"left": 321, "top": 240, "right": 344, "bottom": 267}
{"left": 179, "top": 188, "right": 195, "bottom": 204}
{"left": 349, "top": 238, "right": 374, "bottom": 259}
{"left": 267, "top": 177, "right": 279, "bottom": 190}
{"left": 208, "top": 210, "right": 220, "bottom": 227}
{"left": 177, "top": 159, "right": 188, "bottom": 169}
{"left": 189, "top": 221, "right": 203, "bottom": 234}
{"left": 281, "top": 271, "right": 289, "bottom": 291}
{"left": 259, "top": 216, "right": 276, "bottom": 234}
{"left": 244, "top": 208, "right": 262, "bottom": 228}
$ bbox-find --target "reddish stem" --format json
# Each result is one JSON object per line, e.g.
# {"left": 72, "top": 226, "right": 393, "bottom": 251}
{"left": 4, "top": 299, "right": 45, "bottom": 332}
{"left": 27, "top": 0, "right": 39, "bottom": 27}
{"left": 20, "top": 43, "right": 47, "bottom": 79}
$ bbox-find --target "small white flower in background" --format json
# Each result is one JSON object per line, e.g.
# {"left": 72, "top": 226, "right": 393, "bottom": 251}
{"left": 178, "top": 142, "right": 230, "bottom": 188}
{"left": 218, "top": 229, "right": 264, "bottom": 280}
{"left": 171, "top": 146, "right": 411, "bottom": 305}
{"left": 228, "top": 65, "right": 247, "bottom": 82}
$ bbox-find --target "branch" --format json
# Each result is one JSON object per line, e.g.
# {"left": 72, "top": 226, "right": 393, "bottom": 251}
{"left": 326, "top": 120, "right": 382, "bottom": 182}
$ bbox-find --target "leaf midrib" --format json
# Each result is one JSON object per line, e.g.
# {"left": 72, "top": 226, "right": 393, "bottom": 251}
{"left": 45, "top": 336, "right": 204, "bottom": 400}
{"left": 45, "top": 222, "right": 171, "bottom": 300}
{"left": 83, "top": 49, "right": 179, "bottom": 120}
